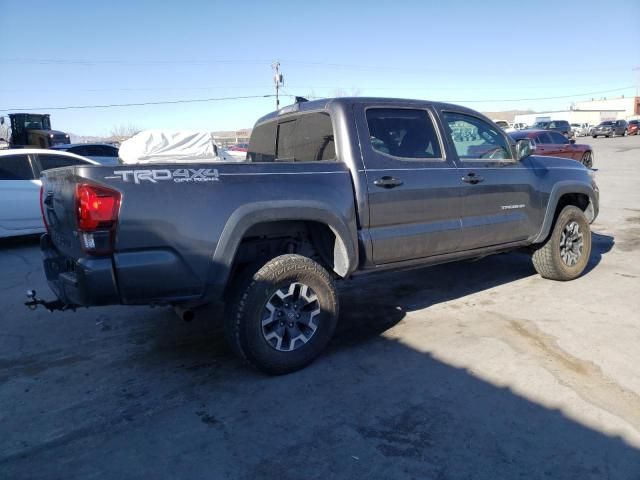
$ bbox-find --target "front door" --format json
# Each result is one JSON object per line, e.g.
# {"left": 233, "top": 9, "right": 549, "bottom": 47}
{"left": 356, "top": 105, "right": 464, "bottom": 264}
{"left": 440, "top": 111, "right": 541, "bottom": 251}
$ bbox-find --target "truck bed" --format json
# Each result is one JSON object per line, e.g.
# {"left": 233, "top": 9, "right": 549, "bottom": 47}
{"left": 41, "top": 161, "right": 358, "bottom": 306}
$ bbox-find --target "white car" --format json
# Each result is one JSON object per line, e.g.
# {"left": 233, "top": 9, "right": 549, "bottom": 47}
{"left": 0, "top": 149, "right": 97, "bottom": 238}
{"left": 571, "top": 123, "right": 592, "bottom": 137}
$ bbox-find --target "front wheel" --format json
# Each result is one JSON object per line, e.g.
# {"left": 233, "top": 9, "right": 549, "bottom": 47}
{"left": 531, "top": 206, "right": 592, "bottom": 281}
{"left": 581, "top": 151, "right": 593, "bottom": 168}
{"left": 225, "top": 254, "right": 339, "bottom": 375}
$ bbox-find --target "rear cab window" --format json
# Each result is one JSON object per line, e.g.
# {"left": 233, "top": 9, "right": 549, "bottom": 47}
{"left": 248, "top": 111, "right": 335, "bottom": 162}
{"left": 0, "top": 154, "right": 36, "bottom": 180}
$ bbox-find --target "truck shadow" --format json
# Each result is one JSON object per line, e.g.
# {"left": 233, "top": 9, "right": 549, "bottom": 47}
{"left": 334, "top": 232, "right": 614, "bottom": 347}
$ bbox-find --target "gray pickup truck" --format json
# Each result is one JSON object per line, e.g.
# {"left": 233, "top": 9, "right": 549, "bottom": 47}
{"left": 37, "top": 97, "right": 599, "bottom": 374}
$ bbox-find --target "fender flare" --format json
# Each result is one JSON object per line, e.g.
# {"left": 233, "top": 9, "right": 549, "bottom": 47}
{"left": 205, "top": 200, "right": 358, "bottom": 299}
{"left": 533, "top": 181, "right": 598, "bottom": 243}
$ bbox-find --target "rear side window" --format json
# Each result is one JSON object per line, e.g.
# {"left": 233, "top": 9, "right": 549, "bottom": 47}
{"left": 548, "top": 132, "right": 569, "bottom": 144}
{"left": 534, "top": 132, "right": 553, "bottom": 144}
{"left": 247, "top": 121, "right": 276, "bottom": 162}
{"left": 276, "top": 112, "right": 335, "bottom": 162}
{"left": 37, "top": 154, "right": 86, "bottom": 171}
{"left": 366, "top": 108, "right": 442, "bottom": 159}
{"left": 0, "top": 154, "right": 35, "bottom": 180}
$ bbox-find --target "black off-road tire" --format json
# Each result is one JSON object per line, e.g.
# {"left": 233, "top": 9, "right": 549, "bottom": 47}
{"left": 531, "top": 206, "right": 592, "bottom": 281}
{"left": 225, "top": 254, "right": 339, "bottom": 375}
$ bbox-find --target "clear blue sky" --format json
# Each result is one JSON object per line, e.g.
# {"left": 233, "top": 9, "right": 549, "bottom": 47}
{"left": 1, "top": 0, "right": 638, "bottom": 136}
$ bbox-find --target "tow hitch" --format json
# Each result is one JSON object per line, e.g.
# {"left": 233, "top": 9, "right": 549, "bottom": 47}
{"left": 24, "top": 290, "right": 77, "bottom": 312}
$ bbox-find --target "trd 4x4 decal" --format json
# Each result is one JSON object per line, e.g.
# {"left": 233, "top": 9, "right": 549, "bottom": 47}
{"left": 106, "top": 168, "right": 220, "bottom": 184}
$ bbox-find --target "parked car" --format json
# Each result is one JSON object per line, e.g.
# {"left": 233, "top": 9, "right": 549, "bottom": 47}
{"left": 493, "top": 119, "right": 511, "bottom": 130}
{"left": 592, "top": 120, "right": 628, "bottom": 138}
{"left": 529, "top": 120, "right": 574, "bottom": 138}
{"left": 0, "top": 149, "right": 97, "bottom": 238}
{"left": 571, "top": 123, "right": 592, "bottom": 137}
{"left": 627, "top": 119, "right": 639, "bottom": 136}
{"left": 509, "top": 130, "right": 594, "bottom": 167}
{"left": 36, "top": 97, "right": 599, "bottom": 374}
{"left": 50, "top": 143, "right": 120, "bottom": 165}
{"left": 225, "top": 143, "right": 249, "bottom": 160}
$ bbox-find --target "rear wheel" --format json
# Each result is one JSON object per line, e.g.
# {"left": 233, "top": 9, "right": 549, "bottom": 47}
{"left": 581, "top": 151, "right": 593, "bottom": 168}
{"left": 225, "top": 254, "right": 339, "bottom": 375}
{"left": 531, "top": 206, "right": 591, "bottom": 281}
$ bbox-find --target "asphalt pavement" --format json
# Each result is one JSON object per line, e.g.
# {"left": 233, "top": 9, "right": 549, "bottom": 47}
{"left": 1, "top": 135, "right": 640, "bottom": 479}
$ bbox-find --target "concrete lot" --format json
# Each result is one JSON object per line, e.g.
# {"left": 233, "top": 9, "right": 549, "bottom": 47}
{"left": 1, "top": 136, "right": 640, "bottom": 479}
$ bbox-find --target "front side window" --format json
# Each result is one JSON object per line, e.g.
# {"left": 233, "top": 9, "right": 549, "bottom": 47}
{"left": 366, "top": 108, "right": 442, "bottom": 159}
{"left": 37, "top": 154, "right": 85, "bottom": 171}
{"left": 443, "top": 112, "right": 512, "bottom": 160}
{"left": 0, "top": 154, "right": 35, "bottom": 180}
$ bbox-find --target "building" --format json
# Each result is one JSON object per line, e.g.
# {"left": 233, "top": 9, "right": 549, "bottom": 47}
{"left": 514, "top": 95, "right": 640, "bottom": 127}
{"left": 212, "top": 129, "right": 251, "bottom": 147}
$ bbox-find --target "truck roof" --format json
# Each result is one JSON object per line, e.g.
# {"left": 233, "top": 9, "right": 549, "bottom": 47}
{"left": 254, "top": 97, "right": 487, "bottom": 126}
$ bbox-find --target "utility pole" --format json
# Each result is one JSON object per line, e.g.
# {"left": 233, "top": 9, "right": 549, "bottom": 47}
{"left": 634, "top": 66, "right": 640, "bottom": 97}
{"left": 272, "top": 61, "right": 284, "bottom": 110}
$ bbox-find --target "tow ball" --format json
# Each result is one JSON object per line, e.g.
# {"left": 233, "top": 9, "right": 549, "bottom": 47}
{"left": 24, "top": 290, "right": 76, "bottom": 312}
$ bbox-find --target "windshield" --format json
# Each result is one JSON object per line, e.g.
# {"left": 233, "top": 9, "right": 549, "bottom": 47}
{"left": 532, "top": 122, "right": 549, "bottom": 128}
{"left": 599, "top": 121, "right": 614, "bottom": 126}
{"left": 20, "top": 114, "right": 51, "bottom": 130}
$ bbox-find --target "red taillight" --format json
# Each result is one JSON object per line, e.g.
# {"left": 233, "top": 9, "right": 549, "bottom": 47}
{"left": 40, "top": 184, "right": 49, "bottom": 233}
{"left": 76, "top": 184, "right": 121, "bottom": 231}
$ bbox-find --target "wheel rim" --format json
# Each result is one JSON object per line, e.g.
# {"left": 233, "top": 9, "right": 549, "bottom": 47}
{"left": 560, "top": 221, "right": 584, "bottom": 267}
{"left": 582, "top": 152, "right": 592, "bottom": 167}
{"left": 261, "top": 282, "right": 321, "bottom": 352}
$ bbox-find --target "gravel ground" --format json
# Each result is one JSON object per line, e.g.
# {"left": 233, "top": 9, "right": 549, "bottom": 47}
{"left": 1, "top": 135, "right": 640, "bottom": 479}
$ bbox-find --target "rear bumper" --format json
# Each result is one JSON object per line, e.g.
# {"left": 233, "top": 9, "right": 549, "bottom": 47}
{"left": 41, "top": 234, "right": 120, "bottom": 306}
{"left": 41, "top": 234, "right": 205, "bottom": 307}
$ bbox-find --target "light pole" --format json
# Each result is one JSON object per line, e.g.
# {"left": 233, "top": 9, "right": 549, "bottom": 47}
{"left": 272, "top": 61, "right": 284, "bottom": 110}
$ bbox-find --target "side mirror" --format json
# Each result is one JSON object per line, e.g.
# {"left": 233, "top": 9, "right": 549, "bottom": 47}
{"left": 569, "top": 138, "right": 576, "bottom": 145}
{"left": 516, "top": 138, "right": 536, "bottom": 161}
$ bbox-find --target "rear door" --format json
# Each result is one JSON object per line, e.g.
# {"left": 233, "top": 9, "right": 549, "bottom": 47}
{"left": 0, "top": 153, "right": 42, "bottom": 233}
{"left": 532, "top": 132, "right": 560, "bottom": 156}
{"left": 547, "top": 131, "right": 578, "bottom": 160}
{"left": 355, "top": 104, "right": 463, "bottom": 264}
{"left": 440, "top": 111, "right": 541, "bottom": 250}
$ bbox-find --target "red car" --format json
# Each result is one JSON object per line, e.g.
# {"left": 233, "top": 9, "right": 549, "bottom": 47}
{"left": 628, "top": 120, "right": 639, "bottom": 136}
{"left": 509, "top": 129, "right": 593, "bottom": 167}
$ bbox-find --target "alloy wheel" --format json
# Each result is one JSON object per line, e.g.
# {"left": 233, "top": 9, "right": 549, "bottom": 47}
{"left": 261, "top": 282, "right": 321, "bottom": 352}
{"left": 559, "top": 221, "right": 584, "bottom": 267}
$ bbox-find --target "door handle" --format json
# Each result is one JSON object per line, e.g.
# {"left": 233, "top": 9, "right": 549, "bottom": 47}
{"left": 461, "top": 172, "right": 484, "bottom": 184}
{"left": 374, "top": 176, "right": 403, "bottom": 189}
